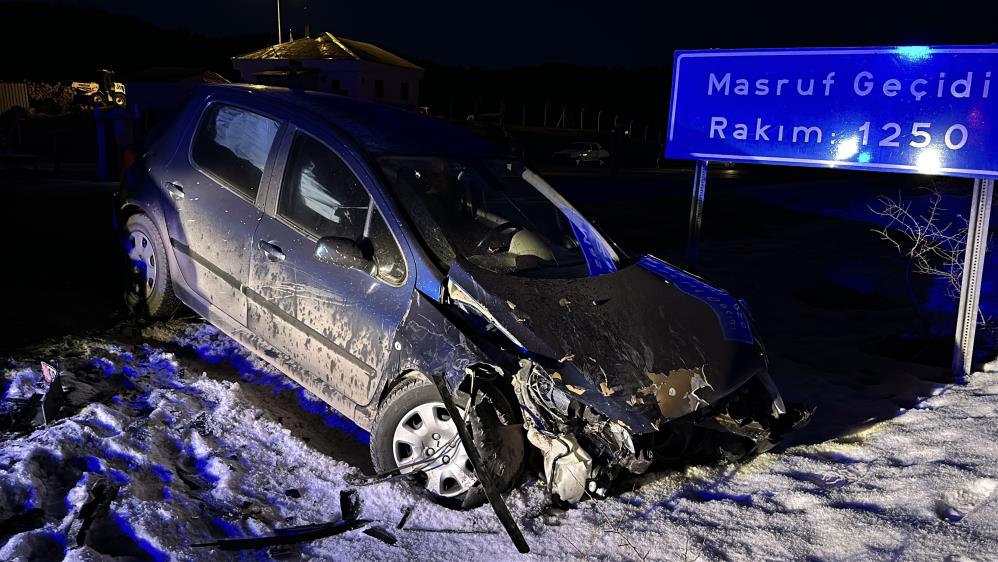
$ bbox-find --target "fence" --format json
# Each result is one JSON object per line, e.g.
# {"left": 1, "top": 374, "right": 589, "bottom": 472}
{"left": 0, "top": 82, "right": 29, "bottom": 114}
{"left": 445, "top": 99, "right": 663, "bottom": 142}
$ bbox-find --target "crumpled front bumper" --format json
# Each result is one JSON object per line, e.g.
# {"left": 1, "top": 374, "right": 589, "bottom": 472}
{"left": 669, "top": 373, "right": 814, "bottom": 460}
{"left": 512, "top": 360, "right": 812, "bottom": 503}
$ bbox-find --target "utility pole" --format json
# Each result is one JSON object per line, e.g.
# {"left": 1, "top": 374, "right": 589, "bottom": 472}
{"left": 277, "top": 0, "right": 283, "bottom": 44}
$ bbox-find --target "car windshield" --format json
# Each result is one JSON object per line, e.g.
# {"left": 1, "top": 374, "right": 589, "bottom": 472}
{"left": 571, "top": 143, "right": 589, "bottom": 149}
{"left": 378, "top": 157, "right": 619, "bottom": 278}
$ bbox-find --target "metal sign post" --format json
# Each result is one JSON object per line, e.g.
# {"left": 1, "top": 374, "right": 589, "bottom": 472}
{"left": 953, "top": 179, "right": 993, "bottom": 377}
{"left": 686, "top": 160, "right": 708, "bottom": 269}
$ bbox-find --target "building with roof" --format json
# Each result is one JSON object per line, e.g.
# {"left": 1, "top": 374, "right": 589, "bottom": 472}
{"left": 232, "top": 32, "right": 423, "bottom": 107}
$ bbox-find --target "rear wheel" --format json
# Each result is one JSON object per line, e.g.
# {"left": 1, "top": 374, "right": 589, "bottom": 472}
{"left": 122, "top": 213, "right": 180, "bottom": 318}
{"left": 371, "top": 375, "right": 524, "bottom": 508}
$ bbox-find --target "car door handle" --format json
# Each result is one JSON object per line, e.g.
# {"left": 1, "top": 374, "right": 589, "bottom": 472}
{"left": 165, "top": 181, "right": 184, "bottom": 200}
{"left": 258, "top": 240, "right": 285, "bottom": 262}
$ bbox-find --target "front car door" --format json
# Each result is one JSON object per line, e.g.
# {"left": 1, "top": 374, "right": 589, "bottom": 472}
{"left": 247, "top": 128, "right": 414, "bottom": 409}
{"left": 164, "top": 100, "right": 282, "bottom": 325}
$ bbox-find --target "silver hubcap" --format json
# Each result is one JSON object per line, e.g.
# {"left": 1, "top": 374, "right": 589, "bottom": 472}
{"left": 126, "top": 230, "right": 156, "bottom": 298}
{"left": 392, "top": 402, "right": 477, "bottom": 498}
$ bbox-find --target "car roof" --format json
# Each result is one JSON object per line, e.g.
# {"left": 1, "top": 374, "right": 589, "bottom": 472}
{"left": 199, "top": 84, "right": 510, "bottom": 159}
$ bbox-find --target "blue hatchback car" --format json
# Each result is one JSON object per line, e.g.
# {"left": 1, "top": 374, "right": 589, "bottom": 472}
{"left": 118, "top": 84, "right": 807, "bottom": 507}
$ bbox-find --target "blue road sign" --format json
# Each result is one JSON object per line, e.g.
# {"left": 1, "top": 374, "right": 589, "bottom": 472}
{"left": 666, "top": 46, "right": 998, "bottom": 178}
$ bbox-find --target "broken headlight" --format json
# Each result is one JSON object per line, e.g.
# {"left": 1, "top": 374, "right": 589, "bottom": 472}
{"left": 447, "top": 279, "right": 526, "bottom": 351}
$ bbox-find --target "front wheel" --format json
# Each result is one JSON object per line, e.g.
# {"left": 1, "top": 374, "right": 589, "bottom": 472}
{"left": 370, "top": 375, "right": 524, "bottom": 508}
{"left": 122, "top": 213, "right": 180, "bottom": 318}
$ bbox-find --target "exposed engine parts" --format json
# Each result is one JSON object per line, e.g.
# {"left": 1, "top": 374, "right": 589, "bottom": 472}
{"left": 507, "top": 358, "right": 811, "bottom": 504}
{"left": 525, "top": 429, "right": 593, "bottom": 503}
{"left": 512, "top": 360, "right": 653, "bottom": 503}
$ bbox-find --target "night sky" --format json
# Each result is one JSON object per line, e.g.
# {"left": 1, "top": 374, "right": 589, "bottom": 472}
{"left": 15, "top": 0, "right": 995, "bottom": 68}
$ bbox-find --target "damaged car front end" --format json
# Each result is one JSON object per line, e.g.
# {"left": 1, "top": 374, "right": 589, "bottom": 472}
{"left": 381, "top": 155, "right": 811, "bottom": 504}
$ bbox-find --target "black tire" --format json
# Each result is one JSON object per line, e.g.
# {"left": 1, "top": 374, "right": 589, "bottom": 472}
{"left": 92, "top": 93, "right": 104, "bottom": 106}
{"left": 122, "top": 213, "right": 180, "bottom": 318}
{"left": 370, "top": 375, "right": 525, "bottom": 508}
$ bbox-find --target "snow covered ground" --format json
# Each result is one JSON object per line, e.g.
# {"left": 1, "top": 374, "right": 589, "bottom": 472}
{"left": 1, "top": 321, "right": 997, "bottom": 561}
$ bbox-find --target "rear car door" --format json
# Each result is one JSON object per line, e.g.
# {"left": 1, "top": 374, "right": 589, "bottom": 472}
{"left": 247, "top": 129, "right": 413, "bottom": 407}
{"left": 164, "top": 101, "right": 282, "bottom": 325}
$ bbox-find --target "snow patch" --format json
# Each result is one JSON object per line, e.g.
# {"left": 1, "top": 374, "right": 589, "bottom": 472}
{"left": 936, "top": 478, "right": 998, "bottom": 522}
{"left": 3, "top": 368, "right": 41, "bottom": 400}
{"left": 1, "top": 325, "right": 996, "bottom": 559}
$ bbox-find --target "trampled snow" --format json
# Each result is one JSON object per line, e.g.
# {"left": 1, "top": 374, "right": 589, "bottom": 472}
{"left": 1, "top": 322, "right": 996, "bottom": 561}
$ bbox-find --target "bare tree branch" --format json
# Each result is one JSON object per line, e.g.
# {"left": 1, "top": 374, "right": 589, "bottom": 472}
{"left": 869, "top": 187, "right": 968, "bottom": 301}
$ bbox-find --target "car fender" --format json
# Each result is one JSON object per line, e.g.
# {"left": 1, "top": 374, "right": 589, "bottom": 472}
{"left": 378, "top": 290, "right": 517, "bottom": 402}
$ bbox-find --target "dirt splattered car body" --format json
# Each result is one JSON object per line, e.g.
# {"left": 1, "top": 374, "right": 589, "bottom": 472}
{"left": 119, "top": 84, "right": 806, "bottom": 504}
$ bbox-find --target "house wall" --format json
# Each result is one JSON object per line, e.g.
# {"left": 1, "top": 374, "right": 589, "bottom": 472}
{"left": 354, "top": 61, "right": 423, "bottom": 107}
{"left": 312, "top": 61, "right": 364, "bottom": 98}
{"left": 232, "top": 59, "right": 423, "bottom": 107}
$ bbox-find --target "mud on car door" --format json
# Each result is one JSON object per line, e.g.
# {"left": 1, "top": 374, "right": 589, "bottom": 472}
{"left": 165, "top": 102, "right": 282, "bottom": 325}
{"left": 247, "top": 129, "right": 413, "bottom": 410}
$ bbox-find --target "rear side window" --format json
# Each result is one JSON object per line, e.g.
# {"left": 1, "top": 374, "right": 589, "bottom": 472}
{"left": 192, "top": 104, "right": 279, "bottom": 200}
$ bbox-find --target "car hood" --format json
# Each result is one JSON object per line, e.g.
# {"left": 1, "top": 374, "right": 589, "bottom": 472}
{"left": 446, "top": 256, "right": 767, "bottom": 433}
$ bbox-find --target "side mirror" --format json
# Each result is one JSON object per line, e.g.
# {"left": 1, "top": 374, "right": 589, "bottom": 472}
{"left": 314, "top": 237, "right": 375, "bottom": 274}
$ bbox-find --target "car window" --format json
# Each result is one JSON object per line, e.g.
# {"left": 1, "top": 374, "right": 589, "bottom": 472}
{"left": 279, "top": 134, "right": 369, "bottom": 240}
{"left": 280, "top": 133, "right": 407, "bottom": 284}
{"left": 192, "top": 104, "right": 279, "bottom": 200}
{"left": 369, "top": 208, "right": 406, "bottom": 284}
{"left": 379, "top": 156, "right": 618, "bottom": 278}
